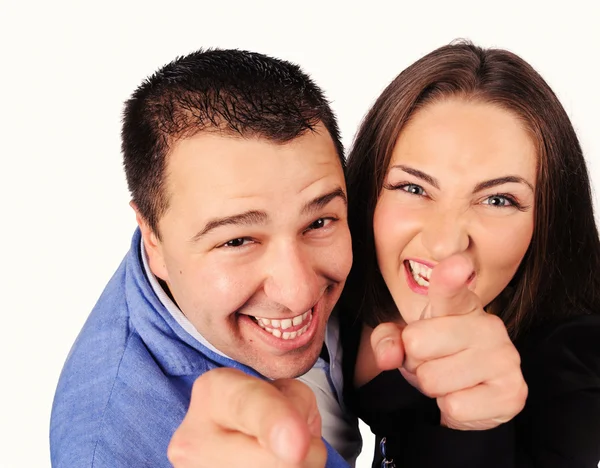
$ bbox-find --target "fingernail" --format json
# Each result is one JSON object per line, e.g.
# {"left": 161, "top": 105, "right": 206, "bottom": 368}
{"left": 376, "top": 338, "right": 395, "bottom": 357}
{"left": 270, "top": 424, "right": 294, "bottom": 462}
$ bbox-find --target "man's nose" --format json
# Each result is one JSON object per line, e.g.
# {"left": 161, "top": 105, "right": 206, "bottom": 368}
{"left": 262, "top": 242, "right": 320, "bottom": 315}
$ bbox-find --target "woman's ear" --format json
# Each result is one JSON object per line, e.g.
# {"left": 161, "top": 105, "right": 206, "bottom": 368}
{"left": 130, "top": 201, "right": 169, "bottom": 282}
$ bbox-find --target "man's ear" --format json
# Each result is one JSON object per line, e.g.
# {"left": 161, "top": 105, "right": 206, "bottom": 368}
{"left": 130, "top": 201, "right": 169, "bottom": 282}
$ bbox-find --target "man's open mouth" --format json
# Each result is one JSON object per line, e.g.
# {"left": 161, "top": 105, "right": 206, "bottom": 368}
{"left": 249, "top": 310, "right": 313, "bottom": 340}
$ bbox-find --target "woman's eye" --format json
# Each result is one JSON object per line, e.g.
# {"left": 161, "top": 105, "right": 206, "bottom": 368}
{"left": 401, "top": 184, "right": 426, "bottom": 196}
{"left": 482, "top": 195, "right": 514, "bottom": 207}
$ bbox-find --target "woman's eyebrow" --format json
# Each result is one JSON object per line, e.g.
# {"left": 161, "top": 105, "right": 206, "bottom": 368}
{"left": 473, "top": 176, "right": 534, "bottom": 193}
{"left": 391, "top": 164, "right": 534, "bottom": 193}
{"left": 389, "top": 164, "right": 439, "bottom": 189}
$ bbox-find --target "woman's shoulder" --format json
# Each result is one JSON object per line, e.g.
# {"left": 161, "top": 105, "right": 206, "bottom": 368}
{"left": 518, "top": 312, "right": 600, "bottom": 399}
{"left": 514, "top": 312, "right": 600, "bottom": 465}
{"left": 518, "top": 311, "right": 600, "bottom": 356}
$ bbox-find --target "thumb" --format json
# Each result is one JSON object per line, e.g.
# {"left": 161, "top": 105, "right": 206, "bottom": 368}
{"left": 370, "top": 322, "right": 405, "bottom": 371}
{"left": 425, "top": 253, "right": 478, "bottom": 319}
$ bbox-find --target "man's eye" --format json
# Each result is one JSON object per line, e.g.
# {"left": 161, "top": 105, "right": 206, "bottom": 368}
{"left": 222, "top": 238, "right": 249, "bottom": 248}
{"left": 400, "top": 184, "right": 426, "bottom": 196}
{"left": 307, "top": 218, "right": 332, "bottom": 230}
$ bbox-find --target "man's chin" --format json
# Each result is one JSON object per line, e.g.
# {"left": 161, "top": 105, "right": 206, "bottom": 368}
{"left": 255, "top": 351, "right": 321, "bottom": 380}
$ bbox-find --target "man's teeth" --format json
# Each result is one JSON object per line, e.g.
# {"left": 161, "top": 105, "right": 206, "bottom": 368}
{"left": 257, "top": 311, "right": 310, "bottom": 330}
{"left": 255, "top": 310, "right": 312, "bottom": 339}
{"left": 408, "top": 260, "right": 432, "bottom": 287}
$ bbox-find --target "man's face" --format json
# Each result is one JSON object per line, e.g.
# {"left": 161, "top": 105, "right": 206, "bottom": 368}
{"left": 139, "top": 126, "right": 352, "bottom": 379}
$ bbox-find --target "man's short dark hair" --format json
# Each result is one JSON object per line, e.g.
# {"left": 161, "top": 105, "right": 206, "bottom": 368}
{"left": 122, "top": 48, "right": 344, "bottom": 235}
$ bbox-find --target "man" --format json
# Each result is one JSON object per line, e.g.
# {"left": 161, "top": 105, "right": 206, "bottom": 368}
{"left": 50, "top": 48, "right": 360, "bottom": 467}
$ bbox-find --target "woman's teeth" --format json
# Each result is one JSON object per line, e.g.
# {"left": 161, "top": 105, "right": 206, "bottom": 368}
{"left": 408, "top": 260, "right": 432, "bottom": 287}
{"left": 254, "top": 310, "right": 312, "bottom": 339}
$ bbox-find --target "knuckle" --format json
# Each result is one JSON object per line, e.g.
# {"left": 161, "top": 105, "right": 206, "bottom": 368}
{"left": 167, "top": 430, "right": 193, "bottom": 466}
{"left": 302, "top": 383, "right": 318, "bottom": 407}
{"left": 483, "top": 313, "right": 506, "bottom": 335}
{"left": 415, "top": 364, "right": 438, "bottom": 397}
{"left": 277, "top": 378, "right": 317, "bottom": 407}
{"left": 284, "top": 377, "right": 312, "bottom": 396}
{"left": 303, "top": 438, "right": 327, "bottom": 468}
{"left": 492, "top": 343, "right": 521, "bottom": 372}
{"left": 194, "top": 367, "right": 234, "bottom": 398}
{"left": 401, "top": 325, "right": 421, "bottom": 357}
{"left": 314, "top": 440, "right": 328, "bottom": 463}
{"left": 495, "top": 370, "right": 528, "bottom": 411}
{"left": 438, "top": 393, "right": 464, "bottom": 422}
{"left": 403, "top": 359, "right": 419, "bottom": 375}
{"left": 231, "top": 379, "right": 266, "bottom": 413}
{"left": 501, "top": 345, "right": 522, "bottom": 368}
{"left": 509, "top": 345, "right": 522, "bottom": 365}
{"left": 508, "top": 372, "right": 528, "bottom": 406}
{"left": 467, "top": 294, "right": 483, "bottom": 313}
{"left": 191, "top": 373, "right": 211, "bottom": 402}
{"left": 516, "top": 380, "right": 529, "bottom": 409}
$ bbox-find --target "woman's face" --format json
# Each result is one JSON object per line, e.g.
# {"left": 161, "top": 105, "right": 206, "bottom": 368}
{"left": 373, "top": 99, "right": 536, "bottom": 324}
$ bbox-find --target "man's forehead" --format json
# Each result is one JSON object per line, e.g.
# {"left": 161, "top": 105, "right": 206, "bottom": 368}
{"left": 163, "top": 128, "right": 345, "bottom": 217}
{"left": 170, "top": 129, "right": 340, "bottom": 181}
{"left": 193, "top": 178, "right": 347, "bottom": 213}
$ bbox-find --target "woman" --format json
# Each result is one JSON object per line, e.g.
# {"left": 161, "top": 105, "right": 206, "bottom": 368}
{"left": 341, "top": 42, "right": 600, "bottom": 467}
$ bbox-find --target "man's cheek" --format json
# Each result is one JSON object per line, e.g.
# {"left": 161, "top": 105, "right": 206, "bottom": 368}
{"left": 209, "top": 270, "right": 262, "bottom": 310}
{"left": 327, "top": 233, "right": 354, "bottom": 281}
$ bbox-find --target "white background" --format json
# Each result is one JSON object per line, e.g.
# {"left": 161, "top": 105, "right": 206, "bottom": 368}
{"left": 1, "top": 1, "right": 599, "bottom": 467}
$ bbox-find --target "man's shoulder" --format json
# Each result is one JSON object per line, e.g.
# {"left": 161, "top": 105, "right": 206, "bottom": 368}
{"left": 49, "top": 252, "right": 190, "bottom": 467}
{"left": 67, "top": 356, "right": 190, "bottom": 467}
{"left": 52, "top": 258, "right": 133, "bottom": 405}
{"left": 50, "top": 322, "right": 203, "bottom": 467}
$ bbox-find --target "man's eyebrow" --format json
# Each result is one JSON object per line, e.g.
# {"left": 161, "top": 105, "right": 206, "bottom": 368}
{"left": 301, "top": 187, "right": 347, "bottom": 215}
{"left": 389, "top": 164, "right": 440, "bottom": 189}
{"left": 473, "top": 176, "right": 534, "bottom": 193}
{"left": 190, "top": 210, "right": 268, "bottom": 242}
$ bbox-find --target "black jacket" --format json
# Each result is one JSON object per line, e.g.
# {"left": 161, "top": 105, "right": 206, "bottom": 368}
{"left": 342, "top": 313, "right": 600, "bottom": 467}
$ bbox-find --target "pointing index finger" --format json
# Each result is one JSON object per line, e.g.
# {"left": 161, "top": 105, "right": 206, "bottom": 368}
{"left": 196, "top": 368, "right": 312, "bottom": 464}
